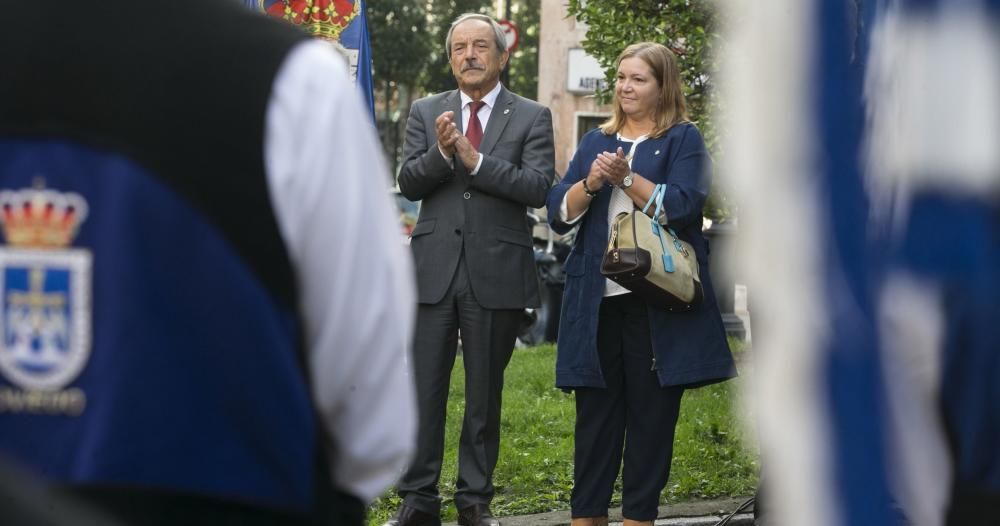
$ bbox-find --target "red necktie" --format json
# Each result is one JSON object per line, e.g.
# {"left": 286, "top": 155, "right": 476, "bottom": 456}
{"left": 466, "top": 101, "right": 485, "bottom": 150}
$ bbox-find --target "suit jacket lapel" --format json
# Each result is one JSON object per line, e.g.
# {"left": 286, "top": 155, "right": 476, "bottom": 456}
{"left": 479, "top": 87, "right": 513, "bottom": 155}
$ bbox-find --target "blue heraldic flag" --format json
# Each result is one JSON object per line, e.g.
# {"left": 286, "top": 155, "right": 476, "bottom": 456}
{"left": 248, "top": 0, "right": 376, "bottom": 121}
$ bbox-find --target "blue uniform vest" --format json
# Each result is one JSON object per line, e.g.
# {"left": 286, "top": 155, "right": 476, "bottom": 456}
{"left": 0, "top": 0, "right": 318, "bottom": 513}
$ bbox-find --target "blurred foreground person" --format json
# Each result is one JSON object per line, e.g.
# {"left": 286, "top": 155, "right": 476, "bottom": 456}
{"left": 0, "top": 1, "right": 416, "bottom": 525}
{"left": 722, "top": 0, "right": 999, "bottom": 524}
{"left": 546, "top": 42, "right": 735, "bottom": 526}
{"left": 0, "top": 459, "right": 122, "bottom": 526}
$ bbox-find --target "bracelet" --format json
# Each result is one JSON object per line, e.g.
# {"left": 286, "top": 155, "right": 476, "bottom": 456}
{"left": 581, "top": 178, "right": 599, "bottom": 198}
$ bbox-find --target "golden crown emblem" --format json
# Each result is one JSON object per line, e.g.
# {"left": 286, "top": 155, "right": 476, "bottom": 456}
{"left": 262, "top": 0, "right": 361, "bottom": 41}
{"left": 0, "top": 186, "right": 88, "bottom": 249}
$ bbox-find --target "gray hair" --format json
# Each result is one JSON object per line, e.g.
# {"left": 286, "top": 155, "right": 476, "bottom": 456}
{"left": 445, "top": 13, "right": 507, "bottom": 59}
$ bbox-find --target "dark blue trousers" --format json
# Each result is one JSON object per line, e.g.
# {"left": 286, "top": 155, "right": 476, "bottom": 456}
{"left": 571, "top": 293, "right": 684, "bottom": 521}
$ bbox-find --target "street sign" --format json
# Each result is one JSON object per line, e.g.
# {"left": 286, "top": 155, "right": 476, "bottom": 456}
{"left": 498, "top": 20, "right": 520, "bottom": 53}
{"left": 567, "top": 48, "right": 607, "bottom": 94}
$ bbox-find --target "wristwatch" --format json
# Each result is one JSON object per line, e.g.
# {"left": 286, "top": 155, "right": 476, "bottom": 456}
{"left": 620, "top": 172, "right": 634, "bottom": 189}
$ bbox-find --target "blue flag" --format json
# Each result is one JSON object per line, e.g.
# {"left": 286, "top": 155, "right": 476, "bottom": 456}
{"left": 337, "top": 0, "right": 375, "bottom": 121}
{"left": 866, "top": 1, "right": 1000, "bottom": 522}
{"left": 247, "top": 0, "right": 376, "bottom": 122}
{"left": 723, "top": 0, "right": 999, "bottom": 523}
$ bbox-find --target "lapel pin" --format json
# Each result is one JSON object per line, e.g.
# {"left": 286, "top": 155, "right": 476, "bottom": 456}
{"left": 654, "top": 150, "right": 660, "bottom": 155}
{"left": 503, "top": 108, "right": 511, "bottom": 115}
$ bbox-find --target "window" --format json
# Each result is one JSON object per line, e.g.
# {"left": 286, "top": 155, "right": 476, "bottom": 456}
{"left": 575, "top": 112, "right": 609, "bottom": 144}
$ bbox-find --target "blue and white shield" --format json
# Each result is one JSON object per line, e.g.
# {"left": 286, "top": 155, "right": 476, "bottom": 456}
{"left": 0, "top": 248, "right": 92, "bottom": 391}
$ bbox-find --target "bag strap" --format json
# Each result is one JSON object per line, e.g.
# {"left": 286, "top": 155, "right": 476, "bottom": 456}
{"left": 657, "top": 223, "right": 675, "bottom": 273}
{"left": 640, "top": 185, "right": 676, "bottom": 273}
{"left": 641, "top": 183, "right": 664, "bottom": 215}
{"left": 652, "top": 184, "right": 666, "bottom": 223}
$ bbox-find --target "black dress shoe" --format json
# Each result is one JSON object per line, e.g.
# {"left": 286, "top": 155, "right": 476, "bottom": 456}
{"left": 382, "top": 503, "right": 442, "bottom": 526}
{"left": 457, "top": 503, "right": 500, "bottom": 526}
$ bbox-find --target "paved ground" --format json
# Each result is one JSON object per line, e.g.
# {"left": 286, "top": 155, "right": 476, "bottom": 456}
{"left": 619, "top": 514, "right": 753, "bottom": 526}
{"left": 441, "top": 496, "right": 754, "bottom": 526}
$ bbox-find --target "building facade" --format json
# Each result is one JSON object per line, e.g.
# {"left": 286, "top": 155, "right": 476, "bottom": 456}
{"left": 537, "top": 1, "right": 610, "bottom": 177}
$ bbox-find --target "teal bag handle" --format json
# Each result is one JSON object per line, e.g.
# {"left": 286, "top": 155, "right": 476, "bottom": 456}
{"left": 641, "top": 183, "right": 662, "bottom": 215}
{"left": 640, "top": 185, "right": 675, "bottom": 273}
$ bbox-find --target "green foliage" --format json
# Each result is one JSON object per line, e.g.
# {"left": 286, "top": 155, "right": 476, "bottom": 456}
{"left": 566, "top": 0, "right": 734, "bottom": 220}
{"left": 367, "top": 1, "right": 431, "bottom": 87}
{"left": 504, "top": 0, "right": 541, "bottom": 101}
{"left": 366, "top": 343, "right": 756, "bottom": 524}
{"left": 367, "top": 0, "right": 433, "bottom": 176}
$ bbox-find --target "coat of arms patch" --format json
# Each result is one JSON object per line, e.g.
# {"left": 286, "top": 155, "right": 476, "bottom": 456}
{"left": 0, "top": 185, "right": 91, "bottom": 397}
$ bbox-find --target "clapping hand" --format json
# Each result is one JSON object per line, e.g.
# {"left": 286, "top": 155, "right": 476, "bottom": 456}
{"left": 436, "top": 110, "right": 480, "bottom": 170}
{"left": 586, "top": 157, "right": 608, "bottom": 191}
{"left": 453, "top": 132, "right": 480, "bottom": 171}
{"left": 435, "top": 111, "right": 460, "bottom": 157}
{"left": 599, "top": 147, "right": 630, "bottom": 187}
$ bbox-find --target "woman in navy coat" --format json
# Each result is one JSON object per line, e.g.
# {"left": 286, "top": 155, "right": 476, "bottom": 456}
{"left": 546, "top": 42, "right": 736, "bottom": 526}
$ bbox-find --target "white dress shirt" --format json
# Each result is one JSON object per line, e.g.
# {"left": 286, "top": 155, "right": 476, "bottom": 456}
{"left": 264, "top": 40, "right": 417, "bottom": 504}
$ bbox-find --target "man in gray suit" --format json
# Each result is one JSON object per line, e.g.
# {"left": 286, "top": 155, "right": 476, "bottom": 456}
{"left": 386, "top": 13, "right": 555, "bottom": 526}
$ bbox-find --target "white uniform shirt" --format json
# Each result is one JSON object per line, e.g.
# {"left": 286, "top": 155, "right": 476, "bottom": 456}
{"left": 264, "top": 40, "right": 417, "bottom": 504}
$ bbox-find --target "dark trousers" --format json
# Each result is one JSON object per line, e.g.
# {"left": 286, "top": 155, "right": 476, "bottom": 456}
{"left": 571, "top": 293, "right": 684, "bottom": 521}
{"left": 399, "top": 257, "right": 521, "bottom": 513}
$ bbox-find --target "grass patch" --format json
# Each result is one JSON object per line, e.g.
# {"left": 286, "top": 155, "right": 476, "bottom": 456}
{"left": 367, "top": 340, "right": 756, "bottom": 525}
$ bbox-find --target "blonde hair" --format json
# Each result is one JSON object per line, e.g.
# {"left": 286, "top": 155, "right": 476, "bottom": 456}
{"left": 599, "top": 42, "right": 689, "bottom": 137}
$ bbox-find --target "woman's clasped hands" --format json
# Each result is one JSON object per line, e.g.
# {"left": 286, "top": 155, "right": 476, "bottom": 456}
{"left": 587, "top": 147, "right": 630, "bottom": 190}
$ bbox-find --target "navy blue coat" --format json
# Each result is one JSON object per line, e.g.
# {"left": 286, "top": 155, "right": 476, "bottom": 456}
{"left": 547, "top": 123, "right": 737, "bottom": 389}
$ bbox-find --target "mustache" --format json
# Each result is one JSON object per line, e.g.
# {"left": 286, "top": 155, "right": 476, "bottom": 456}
{"left": 461, "top": 62, "right": 485, "bottom": 72}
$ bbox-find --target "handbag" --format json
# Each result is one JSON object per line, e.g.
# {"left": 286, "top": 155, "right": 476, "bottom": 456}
{"left": 600, "top": 183, "right": 704, "bottom": 310}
